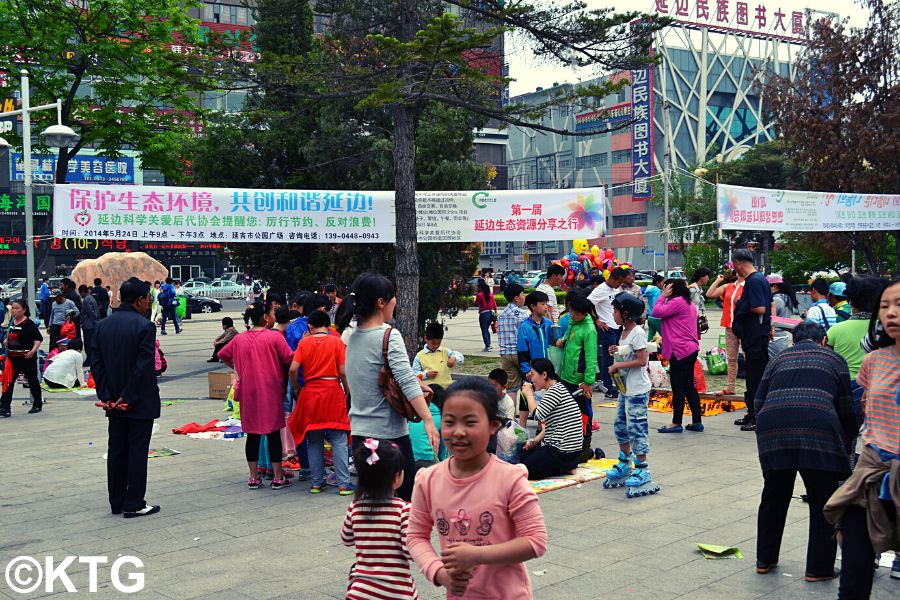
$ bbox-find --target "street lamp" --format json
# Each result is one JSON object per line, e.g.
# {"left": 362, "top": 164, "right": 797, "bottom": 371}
{"left": 0, "top": 69, "right": 79, "bottom": 320}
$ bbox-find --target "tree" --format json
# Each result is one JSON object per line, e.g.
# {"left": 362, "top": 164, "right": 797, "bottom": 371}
{"left": 0, "top": 0, "right": 212, "bottom": 273}
{"left": 648, "top": 167, "right": 718, "bottom": 256}
{"left": 189, "top": 2, "right": 484, "bottom": 341}
{"left": 227, "top": 0, "right": 666, "bottom": 354}
{"left": 762, "top": 0, "right": 900, "bottom": 273}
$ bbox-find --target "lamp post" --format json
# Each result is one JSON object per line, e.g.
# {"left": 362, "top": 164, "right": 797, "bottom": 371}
{"left": 0, "top": 69, "right": 80, "bottom": 320}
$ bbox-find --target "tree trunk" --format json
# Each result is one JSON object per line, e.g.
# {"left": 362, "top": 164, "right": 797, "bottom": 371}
{"left": 392, "top": 104, "right": 419, "bottom": 358}
{"left": 894, "top": 231, "right": 900, "bottom": 276}
{"left": 858, "top": 235, "right": 879, "bottom": 275}
{"left": 391, "top": 0, "right": 420, "bottom": 358}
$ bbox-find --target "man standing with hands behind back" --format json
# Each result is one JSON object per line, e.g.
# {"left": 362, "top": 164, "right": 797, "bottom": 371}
{"left": 90, "top": 278, "right": 161, "bottom": 518}
{"left": 730, "top": 250, "right": 772, "bottom": 432}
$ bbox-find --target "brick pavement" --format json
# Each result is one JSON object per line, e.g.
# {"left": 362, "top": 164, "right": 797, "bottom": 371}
{"left": 0, "top": 309, "right": 895, "bottom": 599}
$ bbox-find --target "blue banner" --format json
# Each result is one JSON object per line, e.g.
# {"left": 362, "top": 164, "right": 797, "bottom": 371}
{"left": 630, "top": 67, "right": 653, "bottom": 199}
{"left": 12, "top": 153, "right": 135, "bottom": 184}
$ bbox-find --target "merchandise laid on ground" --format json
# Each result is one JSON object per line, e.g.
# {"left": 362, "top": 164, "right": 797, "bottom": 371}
{"left": 598, "top": 389, "right": 747, "bottom": 417}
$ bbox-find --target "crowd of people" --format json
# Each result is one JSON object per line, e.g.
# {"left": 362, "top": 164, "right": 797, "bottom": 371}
{"left": 1, "top": 253, "right": 896, "bottom": 598}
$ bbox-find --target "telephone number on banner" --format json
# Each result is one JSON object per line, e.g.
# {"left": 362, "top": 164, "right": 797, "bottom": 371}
{"left": 324, "top": 232, "right": 381, "bottom": 240}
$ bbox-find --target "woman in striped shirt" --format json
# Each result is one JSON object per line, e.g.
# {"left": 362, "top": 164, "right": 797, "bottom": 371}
{"left": 519, "top": 358, "right": 585, "bottom": 479}
{"left": 342, "top": 439, "right": 418, "bottom": 599}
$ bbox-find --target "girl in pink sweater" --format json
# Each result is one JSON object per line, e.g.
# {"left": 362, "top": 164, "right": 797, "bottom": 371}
{"left": 408, "top": 378, "right": 547, "bottom": 598}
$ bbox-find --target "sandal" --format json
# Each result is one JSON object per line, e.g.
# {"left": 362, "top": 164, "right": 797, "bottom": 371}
{"left": 714, "top": 389, "right": 736, "bottom": 396}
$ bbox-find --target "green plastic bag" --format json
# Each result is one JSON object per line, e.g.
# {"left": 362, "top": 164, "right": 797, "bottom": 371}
{"left": 176, "top": 296, "right": 187, "bottom": 319}
{"left": 706, "top": 350, "right": 727, "bottom": 375}
{"left": 548, "top": 345, "right": 564, "bottom": 373}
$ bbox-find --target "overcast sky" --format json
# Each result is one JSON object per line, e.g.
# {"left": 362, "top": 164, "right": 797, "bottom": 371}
{"left": 505, "top": 0, "right": 871, "bottom": 96}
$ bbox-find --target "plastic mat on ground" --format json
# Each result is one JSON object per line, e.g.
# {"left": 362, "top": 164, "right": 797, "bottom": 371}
{"left": 530, "top": 458, "right": 618, "bottom": 494}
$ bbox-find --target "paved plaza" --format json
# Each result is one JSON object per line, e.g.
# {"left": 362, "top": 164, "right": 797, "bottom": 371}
{"left": 0, "top": 306, "right": 895, "bottom": 599}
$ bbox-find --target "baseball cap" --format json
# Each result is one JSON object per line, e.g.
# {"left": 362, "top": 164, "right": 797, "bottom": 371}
{"left": 829, "top": 282, "right": 847, "bottom": 297}
{"left": 50, "top": 288, "right": 62, "bottom": 297}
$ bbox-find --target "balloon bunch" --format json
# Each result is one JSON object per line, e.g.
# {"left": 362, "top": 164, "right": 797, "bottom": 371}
{"left": 550, "top": 239, "right": 633, "bottom": 288}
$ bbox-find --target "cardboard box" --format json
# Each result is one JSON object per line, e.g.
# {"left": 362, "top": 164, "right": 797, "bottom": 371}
{"left": 208, "top": 371, "right": 234, "bottom": 399}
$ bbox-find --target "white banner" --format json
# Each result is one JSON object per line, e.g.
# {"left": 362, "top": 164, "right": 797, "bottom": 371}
{"left": 54, "top": 184, "right": 607, "bottom": 243}
{"left": 717, "top": 184, "right": 900, "bottom": 232}
{"left": 416, "top": 188, "right": 606, "bottom": 242}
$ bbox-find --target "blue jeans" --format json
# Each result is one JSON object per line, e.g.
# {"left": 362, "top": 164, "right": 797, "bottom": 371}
{"left": 597, "top": 327, "right": 621, "bottom": 394}
{"left": 614, "top": 392, "right": 650, "bottom": 456}
{"left": 478, "top": 311, "right": 493, "bottom": 349}
{"left": 307, "top": 429, "right": 350, "bottom": 488}
{"left": 160, "top": 303, "right": 180, "bottom": 332}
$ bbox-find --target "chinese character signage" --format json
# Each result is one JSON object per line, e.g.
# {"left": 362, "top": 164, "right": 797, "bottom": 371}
{"left": 417, "top": 188, "right": 607, "bottom": 242}
{"left": 0, "top": 192, "right": 52, "bottom": 215}
{"left": 653, "top": 0, "right": 809, "bottom": 40}
{"left": 54, "top": 184, "right": 607, "bottom": 243}
{"left": 717, "top": 184, "right": 900, "bottom": 232}
{"left": 13, "top": 154, "right": 135, "bottom": 184}
{"left": 574, "top": 103, "right": 631, "bottom": 132}
{"left": 54, "top": 184, "right": 395, "bottom": 243}
{"left": 631, "top": 67, "right": 654, "bottom": 200}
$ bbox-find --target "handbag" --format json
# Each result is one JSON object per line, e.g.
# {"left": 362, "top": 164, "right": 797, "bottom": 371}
{"left": 379, "top": 327, "right": 425, "bottom": 422}
{"left": 697, "top": 314, "right": 709, "bottom": 337}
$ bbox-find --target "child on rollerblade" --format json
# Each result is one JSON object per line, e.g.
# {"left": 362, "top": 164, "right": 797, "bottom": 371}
{"left": 604, "top": 292, "right": 660, "bottom": 498}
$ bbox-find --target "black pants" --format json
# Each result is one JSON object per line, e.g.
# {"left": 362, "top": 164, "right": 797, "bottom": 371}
{"left": 757, "top": 468, "right": 840, "bottom": 576}
{"left": 107, "top": 417, "right": 154, "bottom": 513}
{"left": 0, "top": 356, "right": 42, "bottom": 411}
{"left": 743, "top": 346, "right": 769, "bottom": 421}
{"left": 520, "top": 444, "right": 580, "bottom": 480}
{"left": 245, "top": 431, "right": 282, "bottom": 463}
{"left": 49, "top": 324, "right": 62, "bottom": 348}
{"left": 669, "top": 351, "right": 700, "bottom": 425}
{"left": 212, "top": 342, "right": 226, "bottom": 360}
{"left": 837, "top": 505, "right": 878, "bottom": 599}
{"left": 45, "top": 379, "right": 81, "bottom": 389}
{"left": 352, "top": 434, "right": 417, "bottom": 502}
{"left": 82, "top": 327, "right": 95, "bottom": 363}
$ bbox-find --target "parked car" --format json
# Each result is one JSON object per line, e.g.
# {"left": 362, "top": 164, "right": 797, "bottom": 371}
{"left": 1, "top": 277, "right": 26, "bottom": 299}
{"left": 518, "top": 270, "right": 545, "bottom": 288}
{"left": 203, "top": 279, "right": 246, "bottom": 299}
{"left": 633, "top": 272, "right": 654, "bottom": 283}
{"left": 182, "top": 280, "right": 210, "bottom": 292}
{"left": 184, "top": 277, "right": 213, "bottom": 286}
{"left": 666, "top": 269, "right": 685, "bottom": 280}
{"left": 183, "top": 291, "right": 222, "bottom": 314}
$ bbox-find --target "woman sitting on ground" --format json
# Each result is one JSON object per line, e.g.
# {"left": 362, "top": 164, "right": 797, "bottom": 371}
{"left": 519, "top": 358, "right": 585, "bottom": 479}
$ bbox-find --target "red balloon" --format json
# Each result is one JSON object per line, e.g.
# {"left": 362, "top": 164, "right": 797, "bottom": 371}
{"left": 604, "top": 249, "right": 615, "bottom": 259}
{"left": 560, "top": 258, "right": 570, "bottom": 267}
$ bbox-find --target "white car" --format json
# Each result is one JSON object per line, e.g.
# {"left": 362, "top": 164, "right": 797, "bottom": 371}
{"left": 203, "top": 279, "right": 246, "bottom": 299}
{"left": 1, "top": 277, "right": 26, "bottom": 299}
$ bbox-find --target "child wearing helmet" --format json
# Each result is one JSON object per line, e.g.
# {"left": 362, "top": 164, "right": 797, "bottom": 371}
{"left": 602, "top": 292, "right": 660, "bottom": 498}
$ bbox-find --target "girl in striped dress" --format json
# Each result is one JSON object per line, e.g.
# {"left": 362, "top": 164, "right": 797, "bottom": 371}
{"left": 341, "top": 439, "right": 418, "bottom": 599}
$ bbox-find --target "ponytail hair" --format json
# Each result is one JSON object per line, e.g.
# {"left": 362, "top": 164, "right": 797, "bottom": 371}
{"left": 335, "top": 272, "right": 396, "bottom": 332}
{"left": 243, "top": 300, "right": 268, "bottom": 327}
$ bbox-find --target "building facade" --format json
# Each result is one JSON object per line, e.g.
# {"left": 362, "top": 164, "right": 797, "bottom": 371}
{"left": 499, "top": 3, "right": 807, "bottom": 272}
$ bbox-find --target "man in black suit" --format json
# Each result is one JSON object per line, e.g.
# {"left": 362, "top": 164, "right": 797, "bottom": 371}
{"left": 92, "top": 277, "right": 110, "bottom": 319}
{"left": 89, "top": 278, "right": 161, "bottom": 518}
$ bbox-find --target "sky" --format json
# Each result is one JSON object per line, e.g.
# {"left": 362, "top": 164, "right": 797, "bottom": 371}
{"left": 505, "top": 0, "right": 871, "bottom": 97}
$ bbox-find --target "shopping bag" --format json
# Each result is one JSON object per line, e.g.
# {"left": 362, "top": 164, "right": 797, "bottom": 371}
{"left": 648, "top": 361, "right": 668, "bottom": 388}
{"left": 705, "top": 350, "right": 727, "bottom": 375}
